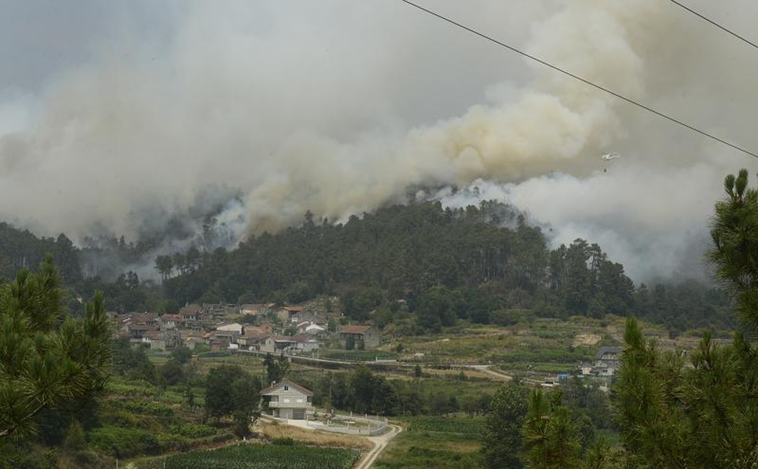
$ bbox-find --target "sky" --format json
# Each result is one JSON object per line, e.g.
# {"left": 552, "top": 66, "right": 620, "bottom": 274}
{"left": 1, "top": 0, "right": 758, "bottom": 282}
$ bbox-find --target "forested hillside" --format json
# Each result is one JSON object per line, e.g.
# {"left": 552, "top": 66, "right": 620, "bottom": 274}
{"left": 162, "top": 201, "right": 733, "bottom": 333}
{"left": 0, "top": 222, "right": 81, "bottom": 284}
{"left": 0, "top": 201, "right": 733, "bottom": 333}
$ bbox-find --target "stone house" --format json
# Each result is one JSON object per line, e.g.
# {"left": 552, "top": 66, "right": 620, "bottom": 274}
{"left": 260, "top": 336, "right": 298, "bottom": 354}
{"left": 593, "top": 347, "right": 621, "bottom": 376}
{"left": 161, "top": 314, "right": 182, "bottom": 330}
{"left": 291, "top": 334, "right": 320, "bottom": 354}
{"left": 338, "top": 325, "right": 380, "bottom": 349}
{"left": 238, "top": 332, "right": 270, "bottom": 351}
{"left": 276, "top": 306, "right": 304, "bottom": 324}
{"left": 142, "top": 330, "right": 166, "bottom": 351}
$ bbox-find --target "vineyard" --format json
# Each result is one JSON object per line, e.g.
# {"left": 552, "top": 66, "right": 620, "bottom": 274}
{"left": 157, "top": 443, "right": 360, "bottom": 469}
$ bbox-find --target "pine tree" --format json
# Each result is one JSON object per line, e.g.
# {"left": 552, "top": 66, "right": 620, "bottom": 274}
{"left": 0, "top": 256, "right": 111, "bottom": 438}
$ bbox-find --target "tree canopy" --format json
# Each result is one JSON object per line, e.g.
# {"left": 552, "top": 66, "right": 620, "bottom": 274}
{"left": 0, "top": 256, "right": 111, "bottom": 438}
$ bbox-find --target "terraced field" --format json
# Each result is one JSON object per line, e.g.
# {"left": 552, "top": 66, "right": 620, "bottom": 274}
{"left": 157, "top": 443, "right": 359, "bottom": 469}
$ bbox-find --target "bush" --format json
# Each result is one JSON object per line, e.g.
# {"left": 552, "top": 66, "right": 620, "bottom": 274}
{"left": 167, "top": 423, "right": 217, "bottom": 439}
{"left": 88, "top": 426, "right": 160, "bottom": 458}
{"left": 117, "top": 398, "right": 175, "bottom": 417}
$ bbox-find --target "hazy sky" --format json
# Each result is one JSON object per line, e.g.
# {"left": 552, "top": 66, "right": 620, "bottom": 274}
{"left": 2, "top": 0, "right": 758, "bottom": 281}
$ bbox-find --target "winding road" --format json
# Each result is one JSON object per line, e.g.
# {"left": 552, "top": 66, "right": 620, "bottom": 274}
{"left": 355, "top": 424, "right": 402, "bottom": 469}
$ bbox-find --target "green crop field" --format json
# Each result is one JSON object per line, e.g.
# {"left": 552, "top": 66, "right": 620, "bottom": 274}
{"left": 406, "top": 416, "right": 484, "bottom": 438}
{"left": 319, "top": 349, "right": 398, "bottom": 362}
{"left": 154, "top": 443, "right": 359, "bottom": 469}
{"left": 376, "top": 416, "right": 485, "bottom": 469}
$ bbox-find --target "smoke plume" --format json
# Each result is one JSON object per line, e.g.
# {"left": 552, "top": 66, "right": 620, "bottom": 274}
{"left": 1, "top": 0, "right": 757, "bottom": 281}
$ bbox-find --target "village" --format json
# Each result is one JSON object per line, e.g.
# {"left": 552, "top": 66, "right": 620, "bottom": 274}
{"left": 114, "top": 298, "right": 628, "bottom": 393}
{"left": 115, "top": 299, "right": 381, "bottom": 358}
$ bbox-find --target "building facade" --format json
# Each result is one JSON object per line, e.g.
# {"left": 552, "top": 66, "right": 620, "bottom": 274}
{"left": 260, "top": 379, "right": 313, "bottom": 420}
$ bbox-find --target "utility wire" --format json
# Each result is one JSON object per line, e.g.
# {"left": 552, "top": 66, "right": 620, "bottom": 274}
{"left": 400, "top": 0, "right": 758, "bottom": 159}
{"left": 669, "top": 0, "right": 758, "bottom": 51}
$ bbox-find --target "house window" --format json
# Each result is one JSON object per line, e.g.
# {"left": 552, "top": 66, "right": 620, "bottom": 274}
{"left": 270, "top": 396, "right": 278, "bottom": 402}
{"left": 284, "top": 385, "right": 289, "bottom": 391}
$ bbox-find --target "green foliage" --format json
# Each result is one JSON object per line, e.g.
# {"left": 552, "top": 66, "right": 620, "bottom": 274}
{"left": 88, "top": 425, "right": 160, "bottom": 457}
{"left": 170, "top": 345, "right": 193, "bottom": 364}
{"left": 709, "top": 168, "right": 758, "bottom": 332}
{"left": 204, "top": 364, "right": 261, "bottom": 424}
{"left": 0, "top": 223, "right": 82, "bottom": 284}
{"left": 481, "top": 384, "right": 530, "bottom": 469}
{"left": 161, "top": 443, "right": 360, "bottom": 469}
{"left": 62, "top": 420, "right": 86, "bottom": 452}
{"left": 0, "top": 257, "right": 111, "bottom": 438}
{"left": 616, "top": 318, "right": 758, "bottom": 468}
{"left": 376, "top": 415, "right": 484, "bottom": 469}
{"left": 312, "top": 367, "right": 399, "bottom": 415}
{"left": 342, "top": 286, "right": 383, "bottom": 322}
{"left": 318, "top": 349, "right": 397, "bottom": 362}
{"left": 158, "top": 360, "right": 185, "bottom": 386}
{"left": 522, "top": 390, "right": 581, "bottom": 469}
{"left": 113, "top": 337, "right": 157, "bottom": 382}
{"left": 263, "top": 353, "right": 290, "bottom": 384}
{"left": 408, "top": 416, "right": 484, "bottom": 437}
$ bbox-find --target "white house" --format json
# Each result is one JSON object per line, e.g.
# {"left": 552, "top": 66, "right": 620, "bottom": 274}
{"left": 217, "top": 323, "right": 243, "bottom": 335}
{"left": 260, "top": 379, "right": 313, "bottom": 420}
{"left": 292, "top": 334, "right": 320, "bottom": 354}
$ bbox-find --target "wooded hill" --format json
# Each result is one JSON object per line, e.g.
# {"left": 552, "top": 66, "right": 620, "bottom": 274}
{"left": 161, "top": 201, "right": 733, "bottom": 334}
{"left": 0, "top": 201, "right": 733, "bottom": 334}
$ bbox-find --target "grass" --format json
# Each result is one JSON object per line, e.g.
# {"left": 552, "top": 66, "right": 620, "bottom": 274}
{"left": 145, "top": 443, "right": 360, "bottom": 469}
{"left": 319, "top": 349, "right": 399, "bottom": 361}
{"left": 260, "top": 420, "right": 372, "bottom": 451}
{"left": 406, "top": 416, "right": 484, "bottom": 438}
{"left": 376, "top": 416, "right": 484, "bottom": 469}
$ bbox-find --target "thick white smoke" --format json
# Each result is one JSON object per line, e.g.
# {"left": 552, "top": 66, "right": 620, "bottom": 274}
{"left": 1, "top": 0, "right": 757, "bottom": 281}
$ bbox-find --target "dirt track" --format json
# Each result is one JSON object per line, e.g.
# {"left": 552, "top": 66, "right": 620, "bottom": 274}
{"left": 355, "top": 424, "right": 402, "bottom": 469}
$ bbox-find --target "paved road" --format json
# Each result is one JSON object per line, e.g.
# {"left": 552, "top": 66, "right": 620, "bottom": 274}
{"left": 355, "top": 424, "right": 402, "bottom": 469}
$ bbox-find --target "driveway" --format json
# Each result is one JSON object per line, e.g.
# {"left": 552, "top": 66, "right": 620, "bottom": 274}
{"left": 355, "top": 424, "right": 402, "bottom": 469}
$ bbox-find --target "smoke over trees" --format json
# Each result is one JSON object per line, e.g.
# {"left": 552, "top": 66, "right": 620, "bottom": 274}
{"left": 1, "top": 1, "right": 757, "bottom": 283}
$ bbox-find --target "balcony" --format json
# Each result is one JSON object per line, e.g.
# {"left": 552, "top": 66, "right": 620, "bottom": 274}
{"left": 267, "top": 398, "right": 313, "bottom": 409}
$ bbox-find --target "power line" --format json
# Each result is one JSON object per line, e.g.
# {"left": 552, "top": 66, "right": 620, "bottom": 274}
{"left": 669, "top": 0, "right": 758, "bottom": 51}
{"left": 400, "top": 0, "right": 758, "bottom": 159}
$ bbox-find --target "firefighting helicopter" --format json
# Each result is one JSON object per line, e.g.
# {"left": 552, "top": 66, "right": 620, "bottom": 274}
{"left": 601, "top": 152, "right": 621, "bottom": 172}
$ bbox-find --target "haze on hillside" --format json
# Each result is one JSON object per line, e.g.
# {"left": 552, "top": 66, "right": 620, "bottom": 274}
{"left": 1, "top": 0, "right": 757, "bottom": 281}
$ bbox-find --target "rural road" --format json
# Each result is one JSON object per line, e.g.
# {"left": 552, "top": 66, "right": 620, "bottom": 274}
{"left": 463, "top": 364, "right": 513, "bottom": 380}
{"left": 355, "top": 424, "right": 402, "bottom": 469}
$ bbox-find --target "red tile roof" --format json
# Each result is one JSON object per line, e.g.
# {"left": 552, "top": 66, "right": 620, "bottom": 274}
{"left": 339, "top": 325, "right": 371, "bottom": 335}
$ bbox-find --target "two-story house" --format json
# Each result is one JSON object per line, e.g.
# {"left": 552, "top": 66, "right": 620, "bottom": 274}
{"left": 338, "top": 325, "right": 380, "bottom": 349}
{"left": 593, "top": 347, "right": 621, "bottom": 376}
{"left": 260, "top": 379, "right": 313, "bottom": 420}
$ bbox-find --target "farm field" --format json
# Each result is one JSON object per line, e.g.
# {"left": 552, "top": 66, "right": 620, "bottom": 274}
{"left": 142, "top": 443, "right": 360, "bottom": 469}
{"left": 375, "top": 416, "right": 485, "bottom": 469}
{"left": 319, "top": 349, "right": 399, "bottom": 362}
{"left": 380, "top": 315, "right": 722, "bottom": 380}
